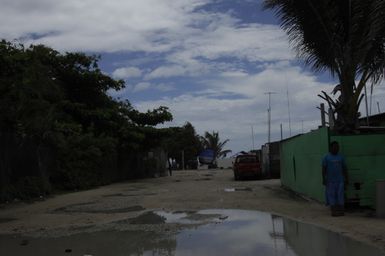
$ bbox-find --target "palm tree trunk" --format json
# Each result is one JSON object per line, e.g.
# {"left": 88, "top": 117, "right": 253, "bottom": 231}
{"left": 336, "top": 70, "right": 358, "bottom": 131}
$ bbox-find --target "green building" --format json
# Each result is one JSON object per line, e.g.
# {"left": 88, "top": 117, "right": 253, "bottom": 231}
{"left": 280, "top": 127, "right": 385, "bottom": 208}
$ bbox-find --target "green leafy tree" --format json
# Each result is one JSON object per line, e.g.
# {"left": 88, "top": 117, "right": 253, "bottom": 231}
{"left": 0, "top": 40, "right": 173, "bottom": 200}
{"left": 201, "top": 131, "right": 231, "bottom": 160}
{"left": 128, "top": 105, "right": 173, "bottom": 127}
{"left": 162, "top": 122, "right": 203, "bottom": 168}
{"left": 264, "top": 0, "right": 385, "bottom": 131}
{"left": 0, "top": 41, "right": 64, "bottom": 197}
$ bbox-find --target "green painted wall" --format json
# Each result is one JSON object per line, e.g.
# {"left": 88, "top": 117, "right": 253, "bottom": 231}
{"left": 280, "top": 127, "right": 329, "bottom": 202}
{"left": 331, "top": 134, "right": 385, "bottom": 207}
{"left": 280, "top": 127, "right": 385, "bottom": 208}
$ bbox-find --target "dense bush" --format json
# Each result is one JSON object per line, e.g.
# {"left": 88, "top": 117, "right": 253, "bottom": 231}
{"left": 0, "top": 40, "right": 172, "bottom": 202}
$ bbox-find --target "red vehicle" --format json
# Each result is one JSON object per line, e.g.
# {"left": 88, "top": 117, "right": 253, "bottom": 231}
{"left": 233, "top": 154, "right": 261, "bottom": 180}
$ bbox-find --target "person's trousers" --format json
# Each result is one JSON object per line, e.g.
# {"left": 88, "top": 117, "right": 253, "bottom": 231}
{"left": 325, "top": 182, "right": 344, "bottom": 206}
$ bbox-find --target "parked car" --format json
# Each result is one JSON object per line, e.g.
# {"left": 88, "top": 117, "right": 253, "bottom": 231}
{"left": 233, "top": 154, "right": 261, "bottom": 180}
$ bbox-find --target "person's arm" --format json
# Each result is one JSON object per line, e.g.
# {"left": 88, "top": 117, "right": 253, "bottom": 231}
{"left": 322, "top": 166, "right": 327, "bottom": 186}
{"left": 322, "top": 157, "right": 327, "bottom": 186}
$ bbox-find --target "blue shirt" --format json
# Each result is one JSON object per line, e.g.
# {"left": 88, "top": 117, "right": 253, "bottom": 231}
{"left": 322, "top": 153, "right": 346, "bottom": 183}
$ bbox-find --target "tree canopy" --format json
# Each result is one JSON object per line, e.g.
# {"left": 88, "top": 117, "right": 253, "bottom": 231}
{"left": 264, "top": 0, "right": 385, "bottom": 131}
{"left": 0, "top": 40, "right": 173, "bottom": 201}
{"left": 161, "top": 122, "right": 203, "bottom": 168}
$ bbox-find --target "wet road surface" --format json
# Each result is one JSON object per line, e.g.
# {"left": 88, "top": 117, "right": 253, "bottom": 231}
{"left": 1, "top": 209, "right": 383, "bottom": 256}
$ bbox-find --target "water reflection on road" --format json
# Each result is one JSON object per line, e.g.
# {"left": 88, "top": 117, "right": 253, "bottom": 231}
{"left": 0, "top": 209, "right": 383, "bottom": 256}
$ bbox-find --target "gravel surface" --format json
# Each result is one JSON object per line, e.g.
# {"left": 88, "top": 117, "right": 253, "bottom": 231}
{"left": 0, "top": 169, "right": 384, "bottom": 252}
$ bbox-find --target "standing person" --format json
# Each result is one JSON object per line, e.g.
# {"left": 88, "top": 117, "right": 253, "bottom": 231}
{"left": 322, "top": 141, "right": 349, "bottom": 216}
{"left": 167, "top": 157, "right": 172, "bottom": 176}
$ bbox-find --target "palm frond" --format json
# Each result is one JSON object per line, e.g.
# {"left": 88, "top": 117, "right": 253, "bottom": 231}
{"left": 264, "top": 0, "right": 385, "bottom": 130}
{"left": 201, "top": 131, "right": 231, "bottom": 159}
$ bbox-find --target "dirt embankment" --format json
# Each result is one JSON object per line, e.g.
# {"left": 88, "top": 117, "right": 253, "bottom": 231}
{"left": 0, "top": 169, "right": 384, "bottom": 252}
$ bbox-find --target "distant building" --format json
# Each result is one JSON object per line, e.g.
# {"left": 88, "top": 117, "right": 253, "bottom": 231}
{"left": 217, "top": 158, "right": 233, "bottom": 169}
{"left": 261, "top": 141, "right": 280, "bottom": 178}
{"left": 359, "top": 112, "right": 385, "bottom": 127}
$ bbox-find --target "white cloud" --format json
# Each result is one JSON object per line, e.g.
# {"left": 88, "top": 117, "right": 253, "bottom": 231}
{"left": 138, "top": 21, "right": 293, "bottom": 80}
{"left": 133, "top": 82, "right": 151, "bottom": 92}
{"left": 0, "top": 0, "right": 211, "bottom": 52}
{"left": 145, "top": 65, "right": 186, "bottom": 80}
{"left": 4, "top": 0, "right": 363, "bottom": 153}
{"left": 220, "top": 71, "right": 249, "bottom": 78}
{"left": 112, "top": 67, "right": 142, "bottom": 79}
{"left": 182, "top": 23, "right": 294, "bottom": 62}
{"left": 130, "top": 82, "right": 175, "bottom": 93}
{"left": 107, "top": 84, "right": 134, "bottom": 98}
{"left": 134, "top": 65, "right": 334, "bottom": 153}
{"left": 358, "top": 80, "right": 385, "bottom": 117}
{"left": 0, "top": 0, "right": 293, "bottom": 65}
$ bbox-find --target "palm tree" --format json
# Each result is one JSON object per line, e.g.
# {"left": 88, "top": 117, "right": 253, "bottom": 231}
{"left": 201, "top": 131, "right": 232, "bottom": 159}
{"left": 264, "top": 0, "right": 385, "bottom": 131}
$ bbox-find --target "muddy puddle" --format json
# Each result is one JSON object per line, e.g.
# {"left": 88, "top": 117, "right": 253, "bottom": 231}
{"left": 1, "top": 209, "right": 384, "bottom": 256}
{"left": 224, "top": 187, "right": 252, "bottom": 192}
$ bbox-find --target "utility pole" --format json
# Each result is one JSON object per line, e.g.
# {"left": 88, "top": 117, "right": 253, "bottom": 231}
{"left": 285, "top": 74, "right": 292, "bottom": 137}
{"left": 265, "top": 92, "right": 276, "bottom": 179}
{"left": 378, "top": 102, "right": 381, "bottom": 114}
{"left": 251, "top": 125, "right": 255, "bottom": 151}
{"left": 265, "top": 92, "right": 277, "bottom": 144}
{"left": 320, "top": 103, "right": 326, "bottom": 127}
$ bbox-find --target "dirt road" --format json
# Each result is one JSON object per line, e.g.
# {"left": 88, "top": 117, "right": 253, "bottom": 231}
{"left": 1, "top": 169, "right": 385, "bottom": 252}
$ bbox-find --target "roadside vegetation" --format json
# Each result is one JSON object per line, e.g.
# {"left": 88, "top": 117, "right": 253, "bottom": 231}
{"left": 0, "top": 40, "right": 231, "bottom": 202}
{"left": 201, "top": 131, "right": 232, "bottom": 159}
{"left": 0, "top": 40, "right": 173, "bottom": 202}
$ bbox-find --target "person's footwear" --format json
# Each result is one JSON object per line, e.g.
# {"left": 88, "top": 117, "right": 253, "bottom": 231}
{"left": 331, "top": 205, "right": 344, "bottom": 216}
{"left": 331, "top": 206, "right": 338, "bottom": 217}
{"left": 336, "top": 205, "right": 345, "bottom": 216}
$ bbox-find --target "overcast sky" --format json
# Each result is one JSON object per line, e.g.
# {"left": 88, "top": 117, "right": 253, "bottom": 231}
{"left": 2, "top": 0, "right": 385, "bottom": 154}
